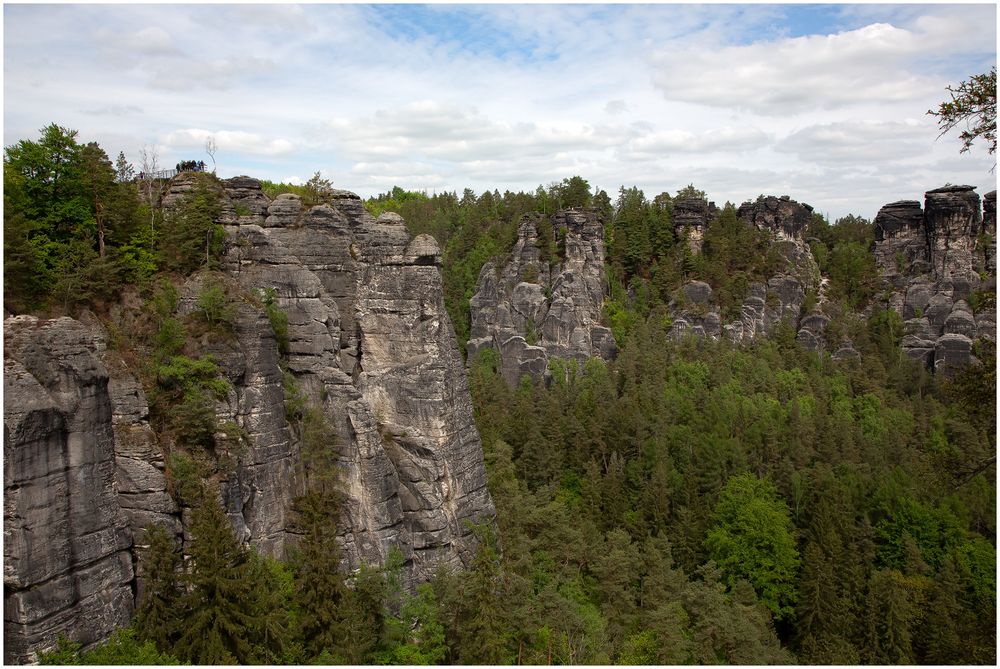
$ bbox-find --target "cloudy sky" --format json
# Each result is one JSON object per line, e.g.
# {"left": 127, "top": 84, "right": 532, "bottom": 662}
{"left": 4, "top": 2, "right": 997, "bottom": 220}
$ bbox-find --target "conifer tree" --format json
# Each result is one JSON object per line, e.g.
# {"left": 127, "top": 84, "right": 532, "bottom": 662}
{"left": 133, "top": 524, "right": 181, "bottom": 653}
{"left": 173, "top": 484, "right": 286, "bottom": 664}
{"left": 292, "top": 490, "right": 348, "bottom": 659}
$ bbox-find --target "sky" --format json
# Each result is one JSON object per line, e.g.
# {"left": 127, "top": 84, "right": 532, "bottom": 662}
{"left": 3, "top": 2, "right": 997, "bottom": 221}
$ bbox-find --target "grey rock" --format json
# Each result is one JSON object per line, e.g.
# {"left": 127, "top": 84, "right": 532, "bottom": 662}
{"left": 873, "top": 200, "right": 927, "bottom": 286}
{"left": 672, "top": 197, "right": 716, "bottom": 253}
{"left": 224, "top": 176, "right": 271, "bottom": 224}
{"left": 264, "top": 193, "right": 304, "bottom": 228}
{"left": 944, "top": 301, "right": 976, "bottom": 337}
{"left": 981, "top": 191, "right": 996, "bottom": 273}
{"left": 796, "top": 313, "right": 830, "bottom": 351}
{"left": 220, "top": 191, "right": 496, "bottom": 585}
{"left": 682, "top": 280, "right": 713, "bottom": 305}
{"left": 4, "top": 317, "right": 134, "bottom": 664}
{"left": 934, "top": 333, "right": 974, "bottom": 377}
{"left": 924, "top": 185, "right": 982, "bottom": 283}
{"left": 737, "top": 195, "right": 814, "bottom": 241}
{"left": 468, "top": 208, "right": 615, "bottom": 385}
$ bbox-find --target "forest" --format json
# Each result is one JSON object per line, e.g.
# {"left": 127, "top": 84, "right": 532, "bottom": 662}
{"left": 4, "top": 124, "right": 996, "bottom": 665}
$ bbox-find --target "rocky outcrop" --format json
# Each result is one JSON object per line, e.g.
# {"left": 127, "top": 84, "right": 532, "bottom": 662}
{"left": 672, "top": 195, "right": 824, "bottom": 349}
{"left": 220, "top": 186, "right": 495, "bottom": 584}
{"left": 737, "top": 195, "right": 814, "bottom": 242}
{"left": 467, "top": 209, "right": 616, "bottom": 385}
{"left": 102, "top": 351, "right": 180, "bottom": 543}
{"left": 673, "top": 196, "right": 717, "bottom": 253}
{"left": 223, "top": 175, "right": 271, "bottom": 224}
{"left": 873, "top": 185, "right": 995, "bottom": 376}
{"left": 4, "top": 317, "right": 134, "bottom": 664}
{"left": 874, "top": 200, "right": 929, "bottom": 288}
{"left": 924, "top": 185, "right": 981, "bottom": 284}
{"left": 175, "top": 274, "right": 300, "bottom": 557}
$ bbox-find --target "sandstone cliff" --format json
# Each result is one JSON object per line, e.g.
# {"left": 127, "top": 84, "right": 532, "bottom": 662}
{"left": 874, "top": 185, "right": 996, "bottom": 375}
{"left": 4, "top": 317, "right": 134, "bottom": 664}
{"left": 669, "top": 195, "right": 829, "bottom": 351}
{"left": 466, "top": 209, "right": 617, "bottom": 385}
{"left": 212, "top": 183, "right": 496, "bottom": 581}
{"left": 3, "top": 174, "right": 496, "bottom": 661}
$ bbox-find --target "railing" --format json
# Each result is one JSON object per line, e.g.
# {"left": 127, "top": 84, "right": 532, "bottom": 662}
{"left": 141, "top": 168, "right": 177, "bottom": 180}
{"left": 139, "top": 164, "right": 208, "bottom": 181}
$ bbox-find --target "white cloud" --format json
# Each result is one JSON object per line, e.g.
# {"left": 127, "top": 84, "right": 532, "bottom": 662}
{"left": 3, "top": 4, "right": 995, "bottom": 222}
{"left": 650, "top": 21, "right": 982, "bottom": 114}
{"left": 776, "top": 119, "right": 932, "bottom": 165}
{"left": 163, "top": 128, "right": 296, "bottom": 156}
{"left": 604, "top": 100, "right": 628, "bottom": 115}
{"left": 621, "top": 126, "right": 770, "bottom": 159}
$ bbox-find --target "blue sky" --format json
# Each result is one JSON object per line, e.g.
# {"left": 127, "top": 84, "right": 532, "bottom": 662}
{"left": 3, "top": 3, "right": 997, "bottom": 221}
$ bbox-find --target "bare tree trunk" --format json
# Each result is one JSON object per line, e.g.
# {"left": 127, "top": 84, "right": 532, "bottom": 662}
{"left": 95, "top": 201, "right": 105, "bottom": 258}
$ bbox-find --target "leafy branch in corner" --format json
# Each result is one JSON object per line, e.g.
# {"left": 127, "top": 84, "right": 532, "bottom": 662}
{"left": 928, "top": 67, "right": 997, "bottom": 157}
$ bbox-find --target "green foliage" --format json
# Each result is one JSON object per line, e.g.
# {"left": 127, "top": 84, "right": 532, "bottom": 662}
{"left": 4, "top": 123, "right": 148, "bottom": 311}
{"left": 261, "top": 288, "right": 290, "bottom": 356}
{"left": 705, "top": 473, "right": 800, "bottom": 621}
{"left": 173, "top": 484, "right": 288, "bottom": 664}
{"left": 302, "top": 171, "right": 334, "bottom": 207}
{"left": 158, "top": 174, "right": 223, "bottom": 274}
{"left": 195, "top": 276, "right": 236, "bottom": 330}
{"left": 38, "top": 628, "right": 180, "bottom": 665}
{"left": 928, "top": 67, "right": 997, "bottom": 155}
{"left": 133, "top": 524, "right": 182, "bottom": 652}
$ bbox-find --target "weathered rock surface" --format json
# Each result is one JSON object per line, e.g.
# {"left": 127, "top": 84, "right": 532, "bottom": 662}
{"left": 220, "top": 184, "right": 496, "bottom": 584}
{"left": 176, "top": 274, "right": 300, "bottom": 556}
{"left": 737, "top": 194, "right": 814, "bottom": 242}
{"left": 673, "top": 196, "right": 717, "bottom": 253}
{"left": 981, "top": 190, "right": 996, "bottom": 273}
{"left": 674, "top": 195, "right": 823, "bottom": 349}
{"left": 873, "top": 185, "right": 995, "bottom": 374}
{"left": 4, "top": 317, "right": 134, "bottom": 664}
{"left": 468, "top": 209, "right": 616, "bottom": 385}
{"left": 874, "top": 200, "right": 928, "bottom": 287}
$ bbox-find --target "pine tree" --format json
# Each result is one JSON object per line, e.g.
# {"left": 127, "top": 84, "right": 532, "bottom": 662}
{"left": 292, "top": 490, "right": 348, "bottom": 658}
{"left": 173, "top": 484, "right": 286, "bottom": 664}
{"left": 133, "top": 524, "right": 181, "bottom": 653}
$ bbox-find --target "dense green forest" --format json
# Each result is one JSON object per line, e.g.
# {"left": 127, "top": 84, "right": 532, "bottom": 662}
{"left": 5, "top": 125, "right": 996, "bottom": 664}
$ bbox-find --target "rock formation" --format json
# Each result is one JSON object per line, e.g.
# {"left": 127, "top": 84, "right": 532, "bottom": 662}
{"left": 873, "top": 185, "right": 995, "bottom": 376}
{"left": 467, "top": 209, "right": 617, "bottom": 385}
{"left": 737, "top": 195, "right": 814, "bottom": 242}
{"left": 217, "top": 183, "right": 495, "bottom": 582}
{"left": 4, "top": 317, "right": 134, "bottom": 664}
{"left": 670, "top": 195, "right": 826, "bottom": 349}
{"left": 672, "top": 196, "right": 717, "bottom": 253}
{"left": 4, "top": 176, "right": 496, "bottom": 660}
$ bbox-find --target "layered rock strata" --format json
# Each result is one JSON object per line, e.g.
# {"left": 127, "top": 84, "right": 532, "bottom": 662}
{"left": 672, "top": 196, "right": 717, "bottom": 253}
{"left": 874, "top": 185, "right": 995, "bottom": 375}
{"left": 219, "top": 185, "right": 495, "bottom": 583}
{"left": 4, "top": 317, "right": 134, "bottom": 664}
{"left": 467, "top": 209, "right": 617, "bottom": 386}
{"left": 671, "top": 195, "right": 827, "bottom": 349}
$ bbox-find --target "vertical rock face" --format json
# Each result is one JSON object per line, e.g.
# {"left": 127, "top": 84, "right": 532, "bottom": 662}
{"left": 874, "top": 200, "right": 928, "bottom": 287}
{"left": 873, "top": 185, "right": 995, "bottom": 376}
{"left": 4, "top": 317, "right": 134, "bottom": 664}
{"left": 982, "top": 190, "right": 996, "bottom": 274}
{"left": 102, "top": 352, "right": 180, "bottom": 543}
{"left": 467, "top": 209, "right": 617, "bottom": 385}
{"left": 924, "top": 185, "right": 982, "bottom": 283}
{"left": 219, "top": 184, "right": 496, "bottom": 584}
{"left": 737, "top": 195, "right": 814, "bottom": 242}
{"left": 672, "top": 196, "right": 717, "bottom": 253}
{"left": 175, "top": 275, "right": 301, "bottom": 557}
